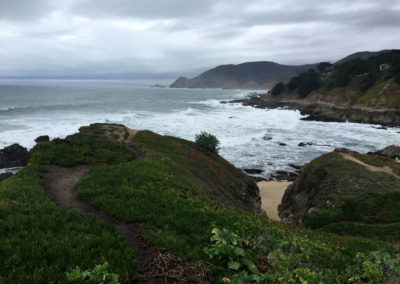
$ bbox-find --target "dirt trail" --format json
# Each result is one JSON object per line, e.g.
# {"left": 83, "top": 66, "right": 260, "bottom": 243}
{"left": 41, "top": 131, "right": 210, "bottom": 283}
{"left": 340, "top": 152, "right": 400, "bottom": 179}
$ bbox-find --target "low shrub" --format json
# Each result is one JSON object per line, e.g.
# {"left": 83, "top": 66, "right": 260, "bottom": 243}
{"left": 195, "top": 132, "right": 220, "bottom": 153}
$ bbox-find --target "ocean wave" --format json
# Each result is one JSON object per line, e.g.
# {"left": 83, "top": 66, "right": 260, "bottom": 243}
{"left": 0, "top": 106, "right": 15, "bottom": 112}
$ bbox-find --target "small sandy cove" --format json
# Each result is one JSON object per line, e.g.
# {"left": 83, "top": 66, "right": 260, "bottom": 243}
{"left": 257, "top": 181, "right": 292, "bottom": 221}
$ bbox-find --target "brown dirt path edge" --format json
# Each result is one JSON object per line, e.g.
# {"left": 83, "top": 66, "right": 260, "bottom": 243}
{"left": 340, "top": 152, "right": 400, "bottom": 179}
{"left": 42, "top": 164, "right": 210, "bottom": 282}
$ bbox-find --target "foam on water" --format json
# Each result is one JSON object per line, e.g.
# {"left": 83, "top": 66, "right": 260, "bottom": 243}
{"left": 0, "top": 81, "right": 399, "bottom": 178}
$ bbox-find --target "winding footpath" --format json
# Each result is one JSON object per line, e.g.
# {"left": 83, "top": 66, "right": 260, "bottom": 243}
{"left": 41, "top": 130, "right": 210, "bottom": 283}
{"left": 340, "top": 152, "right": 400, "bottom": 179}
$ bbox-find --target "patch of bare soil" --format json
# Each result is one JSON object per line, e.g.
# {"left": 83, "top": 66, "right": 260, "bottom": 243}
{"left": 340, "top": 152, "right": 400, "bottom": 179}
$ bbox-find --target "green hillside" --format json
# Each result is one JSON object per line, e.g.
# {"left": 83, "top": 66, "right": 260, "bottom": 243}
{"left": 270, "top": 50, "right": 400, "bottom": 108}
{"left": 1, "top": 124, "right": 400, "bottom": 283}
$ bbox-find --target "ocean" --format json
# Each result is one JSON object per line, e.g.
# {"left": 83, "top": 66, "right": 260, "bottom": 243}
{"left": 1, "top": 79, "right": 399, "bottom": 178}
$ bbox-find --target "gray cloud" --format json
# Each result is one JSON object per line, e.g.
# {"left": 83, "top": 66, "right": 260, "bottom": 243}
{"left": 0, "top": 0, "right": 53, "bottom": 21}
{"left": 0, "top": 0, "right": 399, "bottom": 80}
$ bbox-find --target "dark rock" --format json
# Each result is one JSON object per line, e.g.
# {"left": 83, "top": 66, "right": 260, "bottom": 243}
{"left": 263, "top": 135, "right": 272, "bottom": 140}
{"left": 35, "top": 135, "right": 50, "bottom": 143}
{"left": 370, "top": 145, "right": 400, "bottom": 159}
{"left": 270, "top": 170, "right": 299, "bottom": 182}
{"left": 372, "top": 126, "right": 388, "bottom": 130}
{"left": 0, "top": 172, "right": 13, "bottom": 182}
{"left": 243, "top": 168, "right": 263, "bottom": 174}
{"left": 0, "top": 144, "right": 29, "bottom": 169}
{"left": 298, "top": 142, "right": 314, "bottom": 147}
{"left": 231, "top": 96, "right": 400, "bottom": 127}
{"left": 288, "top": 164, "right": 302, "bottom": 170}
{"left": 279, "top": 143, "right": 287, "bottom": 146}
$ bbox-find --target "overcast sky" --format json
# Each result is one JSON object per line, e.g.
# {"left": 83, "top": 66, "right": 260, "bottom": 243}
{"left": 0, "top": 0, "right": 399, "bottom": 80}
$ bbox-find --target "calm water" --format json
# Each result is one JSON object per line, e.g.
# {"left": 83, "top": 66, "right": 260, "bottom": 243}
{"left": 1, "top": 79, "right": 399, "bottom": 178}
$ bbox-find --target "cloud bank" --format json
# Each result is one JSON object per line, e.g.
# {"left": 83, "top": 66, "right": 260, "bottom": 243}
{"left": 0, "top": 0, "right": 399, "bottom": 80}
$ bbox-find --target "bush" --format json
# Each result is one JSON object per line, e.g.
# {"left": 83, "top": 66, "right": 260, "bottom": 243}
{"left": 271, "top": 82, "right": 286, "bottom": 96}
{"left": 195, "top": 132, "right": 220, "bottom": 153}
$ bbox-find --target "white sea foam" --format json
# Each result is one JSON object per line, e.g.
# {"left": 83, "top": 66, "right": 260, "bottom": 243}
{"left": 0, "top": 83, "right": 399, "bottom": 177}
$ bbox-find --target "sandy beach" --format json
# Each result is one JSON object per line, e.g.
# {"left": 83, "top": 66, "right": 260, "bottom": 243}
{"left": 258, "top": 181, "right": 292, "bottom": 221}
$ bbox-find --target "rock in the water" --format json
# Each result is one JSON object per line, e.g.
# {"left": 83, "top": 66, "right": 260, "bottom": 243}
{"left": 35, "top": 135, "right": 50, "bottom": 143}
{"left": 0, "top": 172, "right": 13, "bottom": 182}
{"left": 279, "top": 143, "right": 287, "bottom": 146}
{"left": 243, "top": 168, "right": 263, "bottom": 174}
{"left": 270, "top": 170, "right": 299, "bottom": 181}
{"left": 0, "top": 144, "right": 29, "bottom": 169}
{"left": 263, "top": 135, "right": 272, "bottom": 140}
{"left": 298, "top": 142, "right": 314, "bottom": 147}
{"left": 288, "top": 164, "right": 302, "bottom": 170}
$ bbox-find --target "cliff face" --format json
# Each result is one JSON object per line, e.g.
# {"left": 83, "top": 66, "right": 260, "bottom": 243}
{"left": 170, "top": 61, "right": 315, "bottom": 89}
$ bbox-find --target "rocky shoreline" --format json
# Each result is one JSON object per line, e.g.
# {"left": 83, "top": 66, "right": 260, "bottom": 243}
{"left": 229, "top": 96, "right": 400, "bottom": 127}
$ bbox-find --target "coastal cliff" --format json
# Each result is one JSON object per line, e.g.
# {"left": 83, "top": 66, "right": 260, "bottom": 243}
{"left": 235, "top": 49, "right": 400, "bottom": 125}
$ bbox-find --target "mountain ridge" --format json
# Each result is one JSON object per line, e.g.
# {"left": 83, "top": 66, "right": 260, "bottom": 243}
{"left": 170, "top": 50, "right": 390, "bottom": 90}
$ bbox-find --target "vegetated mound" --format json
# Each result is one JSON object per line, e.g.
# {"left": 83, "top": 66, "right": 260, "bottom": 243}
{"left": 170, "top": 61, "right": 314, "bottom": 89}
{"left": 32, "top": 123, "right": 261, "bottom": 213}
{"left": 266, "top": 49, "right": 400, "bottom": 109}
{"left": 279, "top": 148, "right": 400, "bottom": 242}
{"left": 3, "top": 123, "right": 400, "bottom": 283}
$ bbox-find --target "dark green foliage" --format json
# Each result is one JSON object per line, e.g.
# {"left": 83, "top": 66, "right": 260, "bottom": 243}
{"left": 4, "top": 127, "right": 400, "bottom": 282}
{"left": 270, "top": 82, "right": 286, "bottom": 96}
{"left": 328, "top": 50, "right": 400, "bottom": 89}
{"left": 0, "top": 166, "right": 136, "bottom": 283}
{"left": 30, "top": 138, "right": 134, "bottom": 167}
{"left": 286, "top": 69, "right": 321, "bottom": 98}
{"left": 73, "top": 131, "right": 400, "bottom": 282}
{"left": 317, "top": 62, "right": 333, "bottom": 74}
{"left": 294, "top": 152, "right": 400, "bottom": 241}
{"left": 395, "top": 73, "right": 400, "bottom": 84}
{"left": 66, "top": 262, "right": 119, "bottom": 283}
{"left": 195, "top": 131, "right": 220, "bottom": 153}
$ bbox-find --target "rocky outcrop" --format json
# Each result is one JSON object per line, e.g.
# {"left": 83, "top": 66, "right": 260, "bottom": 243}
{"left": 233, "top": 96, "right": 400, "bottom": 126}
{"left": 370, "top": 145, "right": 400, "bottom": 159}
{"left": 35, "top": 135, "right": 50, "bottom": 143}
{"left": 0, "top": 144, "right": 29, "bottom": 169}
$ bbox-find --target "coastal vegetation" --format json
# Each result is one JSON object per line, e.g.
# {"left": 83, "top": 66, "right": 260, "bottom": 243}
{"left": 1, "top": 124, "right": 400, "bottom": 282}
{"left": 268, "top": 50, "right": 400, "bottom": 108}
{"left": 279, "top": 149, "right": 400, "bottom": 243}
{"left": 195, "top": 131, "right": 220, "bottom": 153}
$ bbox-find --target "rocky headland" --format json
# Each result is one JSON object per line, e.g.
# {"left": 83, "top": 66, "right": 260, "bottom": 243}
{"left": 231, "top": 49, "right": 400, "bottom": 126}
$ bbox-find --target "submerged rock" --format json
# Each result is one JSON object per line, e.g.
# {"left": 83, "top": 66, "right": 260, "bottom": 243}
{"left": 0, "top": 144, "right": 29, "bottom": 169}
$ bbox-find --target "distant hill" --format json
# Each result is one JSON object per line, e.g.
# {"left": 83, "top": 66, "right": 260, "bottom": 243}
{"left": 170, "top": 61, "right": 315, "bottom": 89}
{"left": 335, "top": 50, "right": 391, "bottom": 65}
{"left": 170, "top": 50, "right": 395, "bottom": 90}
